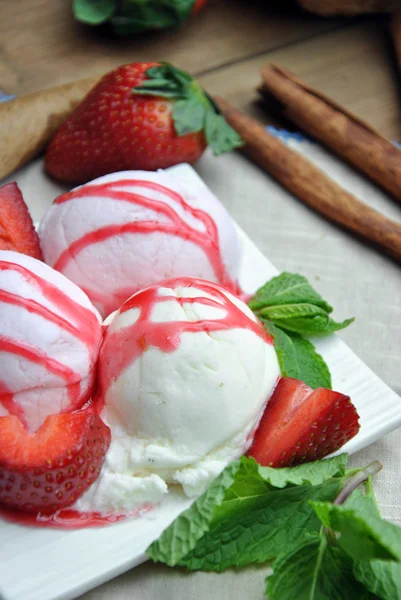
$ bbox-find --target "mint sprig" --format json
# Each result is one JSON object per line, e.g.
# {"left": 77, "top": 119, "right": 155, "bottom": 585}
{"left": 73, "top": 0, "right": 200, "bottom": 33}
{"left": 132, "top": 63, "right": 243, "bottom": 155}
{"left": 249, "top": 273, "right": 354, "bottom": 389}
{"left": 147, "top": 455, "right": 349, "bottom": 569}
{"left": 147, "top": 456, "right": 401, "bottom": 599}
{"left": 266, "top": 460, "right": 401, "bottom": 600}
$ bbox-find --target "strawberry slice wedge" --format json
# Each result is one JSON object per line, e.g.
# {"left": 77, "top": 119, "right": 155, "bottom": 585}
{"left": 0, "top": 406, "right": 111, "bottom": 513}
{"left": 0, "top": 182, "right": 43, "bottom": 259}
{"left": 247, "top": 377, "right": 360, "bottom": 467}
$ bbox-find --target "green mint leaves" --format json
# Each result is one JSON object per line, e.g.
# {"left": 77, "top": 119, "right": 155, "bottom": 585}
{"left": 148, "top": 456, "right": 401, "bottom": 600}
{"left": 132, "top": 63, "right": 243, "bottom": 155}
{"left": 263, "top": 321, "right": 332, "bottom": 389}
{"left": 249, "top": 273, "right": 354, "bottom": 388}
{"left": 265, "top": 532, "right": 372, "bottom": 600}
{"left": 73, "top": 0, "right": 198, "bottom": 34}
{"left": 147, "top": 455, "right": 348, "bottom": 569}
{"left": 73, "top": 0, "right": 115, "bottom": 24}
{"left": 249, "top": 272, "right": 333, "bottom": 313}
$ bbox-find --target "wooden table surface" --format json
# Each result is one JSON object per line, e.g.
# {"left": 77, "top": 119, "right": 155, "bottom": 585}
{"left": 1, "top": 0, "right": 401, "bottom": 139}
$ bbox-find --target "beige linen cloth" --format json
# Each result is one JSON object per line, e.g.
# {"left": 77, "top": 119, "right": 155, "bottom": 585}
{"left": 12, "top": 134, "right": 401, "bottom": 600}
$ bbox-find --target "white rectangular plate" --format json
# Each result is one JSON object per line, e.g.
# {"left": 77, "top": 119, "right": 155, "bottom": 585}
{"left": 1, "top": 164, "right": 401, "bottom": 600}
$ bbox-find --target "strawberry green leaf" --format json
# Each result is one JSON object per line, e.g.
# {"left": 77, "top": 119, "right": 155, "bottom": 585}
{"left": 249, "top": 272, "right": 333, "bottom": 313}
{"left": 263, "top": 321, "right": 332, "bottom": 389}
{"left": 204, "top": 111, "right": 244, "bottom": 155}
{"left": 73, "top": 0, "right": 116, "bottom": 24}
{"left": 266, "top": 532, "right": 374, "bottom": 600}
{"left": 311, "top": 501, "right": 401, "bottom": 562}
{"left": 133, "top": 63, "right": 243, "bottom": 154}
{"left": 172, "top": 97, "right": 206, "bottom": 134}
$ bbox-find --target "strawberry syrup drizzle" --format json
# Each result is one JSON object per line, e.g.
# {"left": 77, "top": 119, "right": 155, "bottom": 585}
{"left": 0, "top": 261, "right": 100, "bottom": 354}
{"left": 0, "top": 504, "right": 153, "bottom": 529}
{"left": 100, "top": 278, "right": 272, "bottom": 396}
{"left": 53, "top": 180, "right": 240, "bottom": 293}
{"left": 0, "top": 260, "right": 101, "bottom": 423}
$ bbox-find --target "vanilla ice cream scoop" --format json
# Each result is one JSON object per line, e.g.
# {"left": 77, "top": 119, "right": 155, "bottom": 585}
{"left": 38, "top": 166, "right": 241, "bottom": 318}
{"left": 0, "top": 250, "right": 102, "bottom": 432}
{"left": 75, "top": 277, "right": 280, "bottom": 516}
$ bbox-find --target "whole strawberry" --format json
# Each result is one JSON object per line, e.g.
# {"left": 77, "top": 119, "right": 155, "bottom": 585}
{"left": 45, "top": 62, "right": 242, "bottom": 184}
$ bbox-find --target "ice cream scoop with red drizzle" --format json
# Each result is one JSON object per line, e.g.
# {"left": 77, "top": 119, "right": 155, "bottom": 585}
{"left": 38, "top": 166, "right": 241, "bottom": 318}
{"left": 74, "top": 277, "right": 280, "bottom": 517}
{"left": 0, "top": 251, "right": 102, "bottom": 433}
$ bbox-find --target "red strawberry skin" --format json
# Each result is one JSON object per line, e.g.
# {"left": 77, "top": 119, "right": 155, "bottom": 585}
{"left": 0, "top": 182, "right": 43, "bottom": 260}
{"left": 248, "top": 377, "right": 360, "bottom": 467}
{"left": 45, "top": 62, "right": 207, "bottom": 184}
{"left": 192, "top": 0, "right": 208, "bottom": 14}
{"left": 0, "top": 406, "right": 111, "bottom": 513}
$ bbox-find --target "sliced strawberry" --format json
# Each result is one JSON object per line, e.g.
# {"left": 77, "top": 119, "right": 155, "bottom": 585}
{"left": 0, "top": 182, "right": 43, "bottom": 260}
{"left": 247, "top": 377, "right": 360, "bottom": 467}
{"left": 0, "top": 405, "right": 110, "bottom": 513}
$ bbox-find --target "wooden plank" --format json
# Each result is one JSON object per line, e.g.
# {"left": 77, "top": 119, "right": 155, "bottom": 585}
{"left": 0, "top": 0, "right": 345, "bottom": 94}
{"left": 198, "top": 20, "right": 401, "bottom": 139}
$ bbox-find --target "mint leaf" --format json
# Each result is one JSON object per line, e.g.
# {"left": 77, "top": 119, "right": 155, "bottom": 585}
{"left": 178, "top": 479, "right": 343, "bottom": 571}
{"left": 258, "top": 303, "right": 328, "bottom": 321}
{"left": 266, "top": 531, "right": 373, "bottom": 600}
{"left": 73, "top": 0, "right": 115, "bottom": 24}
{"left": 147, "top": 460, "right": 240, "bottom": 566}
{"left": 249, "top": 272, "right": 333, "bottom": 313}
{"left": 263, "top": 321, "right": 332, "bottom": 389}
{"left": 258, "top": 454, "right": 348, "bottom": 488}
{"left": 274, "top": 315, "right": 355, "bottom": 336}
{"left": 249, "top": 272, "right": 353, "bottom": 338}
{"left": 311, "top": 501, "right": 401, "bottom": 562}
{"left": 354, "top": 560, "right": 401, "bottom": 600}
{"left": 147, "top": 456, "right": 348, "bottom": 571}
{"left": 72, "top": 0, "right": 204, "bottom": 34}
{"left": 346, "top": 490, "right": 401, "bottom": 599}
{"left": 345, "top": 486, "right": 381, "bottom": 519}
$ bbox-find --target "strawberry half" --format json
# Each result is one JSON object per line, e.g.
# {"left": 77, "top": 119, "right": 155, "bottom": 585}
{"left": 45, "top": 62, "right": 242, "bottom": 184}
{"left": 0, "top": 406, "right": 111, "bottom": 513}
{"left": 248, "top": 377, "right": 360, "bottom": 467}
{"left": 0, "top": 182, "right": 43, "bottom": 260}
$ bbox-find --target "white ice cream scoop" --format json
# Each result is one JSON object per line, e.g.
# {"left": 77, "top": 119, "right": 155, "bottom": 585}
{"left": 38, "top": 166, "right": 241, "bottom": 318}
{"left": 75, "top": 277, "right": 280, "bottom": 516}
{"left": 0, "top": 250, "right": 102, "bottom": 432}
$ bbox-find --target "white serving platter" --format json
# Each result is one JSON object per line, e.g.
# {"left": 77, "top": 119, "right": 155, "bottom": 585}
{"left": 1, "top": 162, "right": 401, "bottom": 600}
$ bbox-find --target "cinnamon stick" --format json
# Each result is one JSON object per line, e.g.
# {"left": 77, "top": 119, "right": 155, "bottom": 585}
{"left": 391, "top": 9, "right": 401, "bottom": 77}
{"left": 259, "top": 64, "right": 401, "bottom": 203}
{"left": 0, "top": 76, "right": 101, "bottom": 180}
{"left": 215, "top": 96, "right": 401, "bottom": 264}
